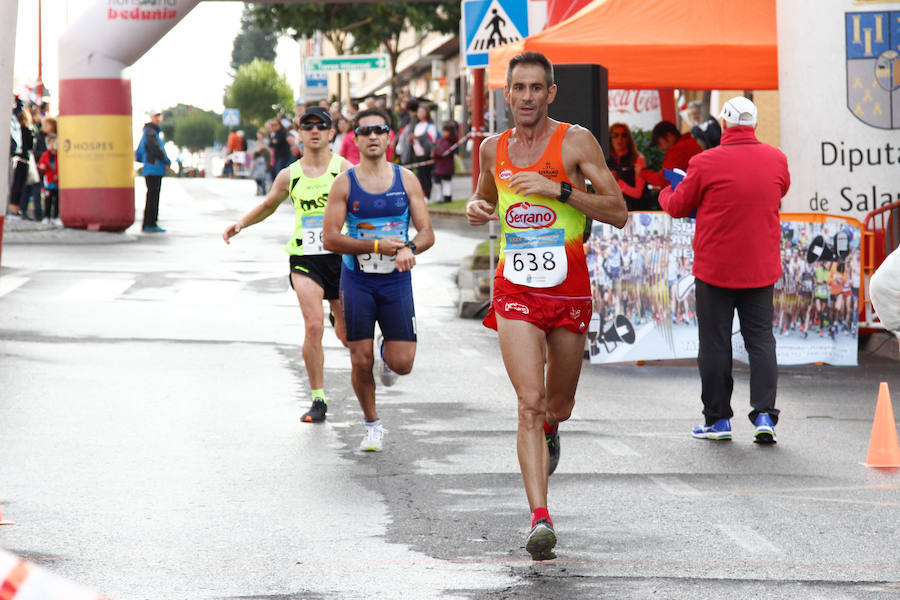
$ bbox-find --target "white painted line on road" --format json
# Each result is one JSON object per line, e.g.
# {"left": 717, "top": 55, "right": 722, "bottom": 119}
{"left": 0, "top": 276, "right": 28, "bottom": 298}
{"left": 459, "top": 346, "right": 482, "bottom": 357}
{"left": 649, "top": 476, "right": 701, "bottom": 496}
{"left": 485, "top": 365, "right": 504, "bottom": 377}
{"left": 597, "top": 439, "right": 640, "bottom": 457}
{"left": 171, "top": 280, "right": 239, "bottom": 304}
{"left": 716, "top": 523, "right": 781, "bottom": 554}
{"left": 61, "top": 278, "right": 135, "bottom": 301}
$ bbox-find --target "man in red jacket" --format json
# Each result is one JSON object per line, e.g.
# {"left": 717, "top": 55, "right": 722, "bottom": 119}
{"left": 658, "top": 96, "right": 790, "bottom": 444}
{"left": 643, "top": 121, "right": 703, "bottom": 189}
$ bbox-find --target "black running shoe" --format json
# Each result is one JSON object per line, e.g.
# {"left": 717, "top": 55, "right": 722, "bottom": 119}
{"left": 547, "top": 429, "right": 560, "bottom": 476}
{"left": 301, "top": 399, "right": 327, "bottom": 423}
{"left": 525, "top": 519, "right": 557, "bottom": 561}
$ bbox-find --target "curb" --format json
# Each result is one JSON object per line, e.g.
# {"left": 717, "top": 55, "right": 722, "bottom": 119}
{"left": 457, "top": 255, "right": 491, "bottom": 319}
{"left": 3, "top": 218, "right": 139, "bottom": 245}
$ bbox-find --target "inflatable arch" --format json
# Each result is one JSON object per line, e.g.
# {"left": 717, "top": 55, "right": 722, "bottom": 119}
{"left": 57, "top": 0, "right": 202, "bottom": 231}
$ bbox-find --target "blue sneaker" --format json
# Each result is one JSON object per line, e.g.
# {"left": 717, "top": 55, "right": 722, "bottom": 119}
{"left": 692, "top": 418, "right": 732, "bottom": 440}
{"left": 142, "top": 225, "right": 166, "bottom": 233}
{"left": 753, "top": 413, "right": 776, "bottom": 444}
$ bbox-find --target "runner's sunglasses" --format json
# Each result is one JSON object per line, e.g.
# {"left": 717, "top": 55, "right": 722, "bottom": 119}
{"left": 355, "top": 124, "right": 390, "bottom": 136}
{"left": 300, "top": 122, "right": 330, "bottom": 131}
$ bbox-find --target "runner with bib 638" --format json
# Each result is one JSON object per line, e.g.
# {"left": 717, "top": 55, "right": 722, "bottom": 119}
{"left": 466, "top": 51, "right": 627, "bottom": 561}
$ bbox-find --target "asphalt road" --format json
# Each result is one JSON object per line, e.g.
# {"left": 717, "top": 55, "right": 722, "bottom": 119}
{"left": 1, "top": 177, "right": 900, "bottom": 599}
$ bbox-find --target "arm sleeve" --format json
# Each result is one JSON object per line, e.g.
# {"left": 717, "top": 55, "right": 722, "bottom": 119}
{"left": 642, "top": 166, "right": 668, "bottom": 188}
{"left": 144, "top": 128, "right": 166, "bottom": 164}
{"left": 617, "top": 156, "right": 647, "bottom": 198}
{"left": 870, "top": 247, "right": 900, "bottom": 330}
{"left": 37, "top": 151, "right": 50, "bottom": 173}
{"left": 781, "top": 153, "right": 791, "bottom": 196}
{"left": 658, "top": 160, "right": 703, "bottom": 218}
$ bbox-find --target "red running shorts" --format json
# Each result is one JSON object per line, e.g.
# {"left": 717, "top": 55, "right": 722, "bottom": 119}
{"left": 483, "top": 292, "right": 592, "bottom": 335}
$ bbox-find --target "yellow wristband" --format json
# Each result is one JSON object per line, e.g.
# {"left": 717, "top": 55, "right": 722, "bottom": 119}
{"left": 373, "top": 239, "right": 379, "bottom": 254}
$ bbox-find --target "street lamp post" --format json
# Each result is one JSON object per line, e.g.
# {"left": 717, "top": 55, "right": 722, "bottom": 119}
{"left": 36, "top": 0, "right": 44, "bottom": 99}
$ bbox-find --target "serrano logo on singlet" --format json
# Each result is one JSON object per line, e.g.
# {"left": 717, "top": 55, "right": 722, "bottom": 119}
{"left": 505, "top": 202, "right": 557, "bottom": 229}
{"left": 499, "top": 169, "right": 513, "bottom": 180}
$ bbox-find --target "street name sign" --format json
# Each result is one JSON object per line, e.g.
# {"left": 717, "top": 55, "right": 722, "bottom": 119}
{"left": 306, "top": 55, "right": 388, "bottom": 73}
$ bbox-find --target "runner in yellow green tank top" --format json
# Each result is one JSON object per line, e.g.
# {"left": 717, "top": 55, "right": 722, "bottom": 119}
{"left": 466, "top": 52, "right": 627, "bottom": 561}
{"left": 223, "top": 107, "right": 354, "bottom": 423}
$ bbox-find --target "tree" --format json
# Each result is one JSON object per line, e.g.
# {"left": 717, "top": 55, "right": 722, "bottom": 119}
{"left": 160, "top": 104, "right": 226, "bottom": 147}
{"left": 251, "top": 3, "right": 373, "bottom": 100}
{"left": 223, "top": 59, "right": 294, "bottom": 127}
{"left": 251, "top": 2, "right": 460, "bottom": 103}
{"left": 231, "top": 6, "right": 277, "bottom": 72}
{"left": 173, "top": 112, "right": 222, "bottom": 152}
{"left": 353, "top": 3, "right": 460, "bottom": 105}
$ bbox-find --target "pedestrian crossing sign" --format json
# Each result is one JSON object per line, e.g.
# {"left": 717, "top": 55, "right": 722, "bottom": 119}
{"left": 223, "top": 108, "right": 240, "bottom": 127}
{"left": 463, "top": 0, "right": 530, "bottom": 68}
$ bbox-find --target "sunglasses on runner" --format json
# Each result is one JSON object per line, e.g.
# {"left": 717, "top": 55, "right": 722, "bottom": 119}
{"left": 300, "top": 122, "right": 330, "bottom": 131}
{"left": 355, "top": 124, "right": 390, "bottom": 136}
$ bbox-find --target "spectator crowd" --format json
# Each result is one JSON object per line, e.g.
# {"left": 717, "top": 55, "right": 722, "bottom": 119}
{"left": 7, "top": 95, "right": 60, "bottom": 225}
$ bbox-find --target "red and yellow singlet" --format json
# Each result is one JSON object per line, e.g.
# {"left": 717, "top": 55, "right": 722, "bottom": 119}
{"left": 492, "top": 123, "right": 591, "bottom": 301}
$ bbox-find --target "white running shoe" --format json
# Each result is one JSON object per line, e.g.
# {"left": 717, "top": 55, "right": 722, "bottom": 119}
{"left": 359, "top": 420, "right": 388, "bottom": 452}
{"left": 375, "top": 333, "right": 398, "bottom": 387}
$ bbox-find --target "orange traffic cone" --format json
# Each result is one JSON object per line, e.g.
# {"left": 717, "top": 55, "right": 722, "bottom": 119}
{"left": 0, "top": 505, "right": 14, "bottom": 526}
{"left": 861, "top": 382, "right": 900, "bottom": 468}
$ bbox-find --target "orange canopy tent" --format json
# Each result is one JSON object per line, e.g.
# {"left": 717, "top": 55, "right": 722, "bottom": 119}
{"left": 487, "top": 0, "right": 777, "bottom": 90}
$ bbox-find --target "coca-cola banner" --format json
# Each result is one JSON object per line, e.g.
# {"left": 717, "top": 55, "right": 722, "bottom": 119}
{"left": 608, "top": 89, "right": 662, "bottom": 132}
{"left": 586, "top": 213, "right": 862, "bottom": 366}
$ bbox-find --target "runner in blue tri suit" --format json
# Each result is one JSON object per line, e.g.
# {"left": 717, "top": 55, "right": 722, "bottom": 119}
{"left": 323, "top": 108, "right": 434, "bottom": 452}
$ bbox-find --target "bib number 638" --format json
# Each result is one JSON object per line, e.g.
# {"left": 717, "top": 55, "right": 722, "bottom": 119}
{"left": 512, "top": 251, "right": 557, "bottom": 273}
{"left": 503, "top": 245, "right": 566, "bottom": 288}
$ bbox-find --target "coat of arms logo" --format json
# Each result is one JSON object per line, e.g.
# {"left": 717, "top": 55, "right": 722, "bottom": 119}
{"left": 846, "top": 11, "right": 900, "bottom": 129}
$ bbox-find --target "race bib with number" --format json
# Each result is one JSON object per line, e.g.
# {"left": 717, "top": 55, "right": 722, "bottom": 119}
{"left": 502, "top": 228, "right": 567, "bottom": 288}
{"left": 355, "top": 217, "right": 406, "bottom": 274}
{"left": 301, "top": 215, "right": 326, "bottom": 255}
{"left": 357, "top": 248, "right": 397, "bottom": 273}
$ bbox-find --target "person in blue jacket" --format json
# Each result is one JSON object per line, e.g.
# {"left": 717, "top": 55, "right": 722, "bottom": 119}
{"left": 135, "top": 109, "right": 171, "bottom": 233}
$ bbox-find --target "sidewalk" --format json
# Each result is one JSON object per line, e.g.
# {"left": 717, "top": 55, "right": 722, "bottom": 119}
{"left": 422, "top": 172, "right": 472, "bottom": 216}
{"left": 2, "top": 215, "right": 138, "bottom": 245}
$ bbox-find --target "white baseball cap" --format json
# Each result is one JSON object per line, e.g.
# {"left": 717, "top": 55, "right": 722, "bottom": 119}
{"left": 718, "top": 96, "right": 758, "bottom": 127}
{"left": 148, "top": 108, "right": 162, "bottom": 117}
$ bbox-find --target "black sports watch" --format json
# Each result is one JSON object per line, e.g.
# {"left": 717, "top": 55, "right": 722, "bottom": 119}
{"left": 558, "top": 181, "right": 572, "bottom": 203}
{"left": 404, "top": 241, "right": 417, "bottom": 255}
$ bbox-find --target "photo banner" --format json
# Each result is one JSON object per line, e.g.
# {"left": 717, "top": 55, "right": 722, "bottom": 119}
{"left": 586, "top": 213, "right": 862, "bottom": 366}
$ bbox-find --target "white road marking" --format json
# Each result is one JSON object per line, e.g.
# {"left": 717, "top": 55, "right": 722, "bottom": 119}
{"left": 61, "top": 278, "right": 135, "bottom": 301}
{"left": 170, "top": 280, "right": 239, "bottom": 304}
{"left": 716, "top": 523, "right": 782, "bottom": 554}
{"left": 597, "top": 439, "right": 640, "bottom": 457}
{"left": 0, "top": 276, "right": 28, "bottom": 298}
{"left": 649, "top": 476, "right": 701, "bottom": 496}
